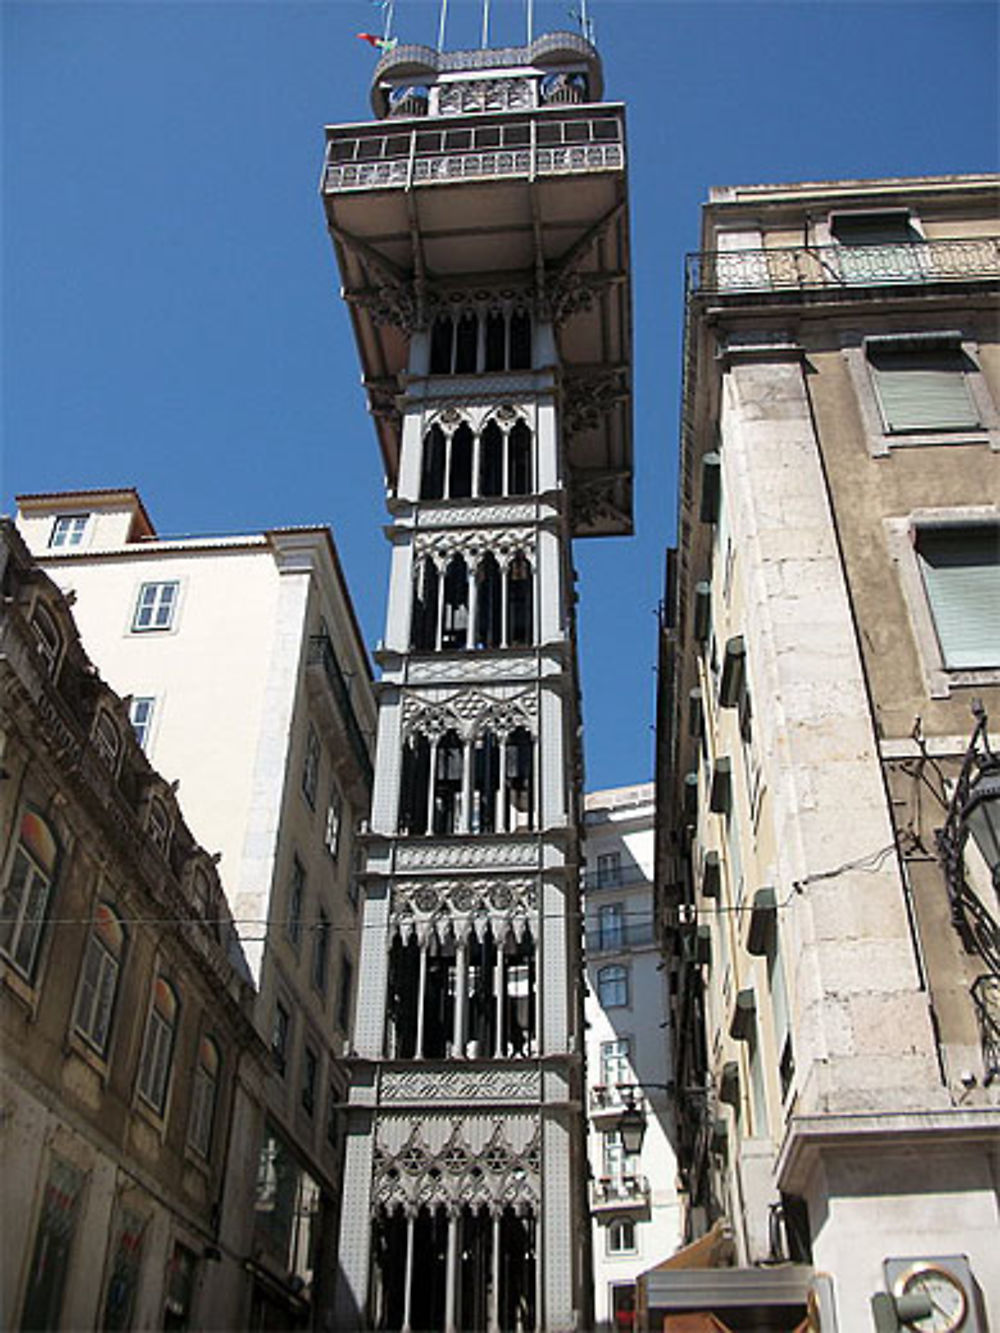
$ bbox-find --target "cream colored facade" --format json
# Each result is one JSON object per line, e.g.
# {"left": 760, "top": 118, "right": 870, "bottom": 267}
{"left": 582, "top": 784, "right": 682, "bottom": 1332}
{"left": 15, "top": 487, "right": 377, "bottom": 1327}
{"left": 655, "top": 176, "right": 1000, "bottom": 1330}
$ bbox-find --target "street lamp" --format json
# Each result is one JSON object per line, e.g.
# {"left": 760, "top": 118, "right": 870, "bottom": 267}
{"left": 963, "top": 763, "right": 1000, "bottom": 890}
{"left": 613, "top": 1083, "right": 676, "bottom": 1156}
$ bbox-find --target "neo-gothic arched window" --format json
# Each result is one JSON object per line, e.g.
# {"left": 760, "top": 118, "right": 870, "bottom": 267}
{"left": 411, "top": 557, "right": 440, "bottom": 651}
{"left": 472, "top": 730, "right": 501, "bottom": 833}
{"left": 432, "top": 731, "right": 464, "bottom": 835}
{"left": 476, "top": 553, "right": 503, "bottom": 650}
{"left": 507, "top": 554, "right": 533, "bottom": 647}
{"left": 480, "top": 420, "right": 504, "bottom": 497}
{"left": 441, "top": 556, "right": 469, "bottom": 651}
{"left": 399, "top": 734, "right": 431, "bottom": 835}
{"left": 509, "top": 420, "right": 532, "bottom": 495}
{"left": 505, "top": 728, "right": 534, "bottom": 831}
{"left": 427, "top": 308, "right": 533, "bottom": 376}
{"left": 420, "top": 425, "right": 446, "bottom": 500}
{"left": 449, "top": 424, "right": 474, "bottom": 499}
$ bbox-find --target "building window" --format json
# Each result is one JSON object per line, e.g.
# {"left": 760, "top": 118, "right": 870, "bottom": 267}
{"left": 326, "top": 1085, "right": 340, "bottom": 1147}
{"left": 271, "top": 1000, "right": 290, "bottom": 1076}
{"left": 596, "top": 851, "right": 622, "bottom": 887}
{"left": 866, "top": 337, "right": 979, "bottom": 434}
{"left": 30, "top": 601, "right": 62, "bottom": 676}
{"left": 147, "top": 797, "right": 172, "bottom": 853}
{"left": 188, "top": 1035, "right": 220, "bottom": 1157}
{"left": 336, "top": 952, "right": 354, "bottom": 1034}
{"left": 1, "top": 808, "right": 59, "bottom": 981}
{"left": 129, "top": 697, "right": 156, "bottom": 750}
{"left": 313, "top": 909, "right": 330, "bottom": 995}
{"left": 302, "top": 724, "right": 321, "bottom": 808}
{"left": 607, "top": 1219, "right": 636, "bottom": 1256}
{"left": 20, "top": 1155, "right": 86, "bottom": 1330}
{"left": 93, "top": 710, "right": 122, "bottom": 772}
{"left": 301, "top": 1044, "right": 318, "bottom": 1116}
{"left": 132, "top": 581, "right": 179, "bottom": 633}
{"left": 602, "top": 1129, "right": 639, "bottom": 1182}
{"left": 73, "top": 901, "right": 126, "bottom": 1055}
{"left": 137, "top": 977, "right": 179, "bottom": 1114}
{"left": 49, "top": 514, "right": 89, "bottom": 548}
{"left": 163, "top": 1242, "right": 197, "bottom": 1330}
{"left": 917, "top": 525, "right": 1000, "bottom": 669}
{"left": 601, "top": 1038, "right": 632, "bottom": 1090}
{"left": 287, "top": 857, "right": 305, "bottom": 948}
{"left": 597, "top": 964, "right": 629, "bottom": 1009}
{"left": 102, "top": 1207, "right": 147, "bottom": 1332}
{"left": 597, "top": 903, "right": 624, "bottom": 952}
{"left": 325, "top": 788, "right": 343, "bottom": 859}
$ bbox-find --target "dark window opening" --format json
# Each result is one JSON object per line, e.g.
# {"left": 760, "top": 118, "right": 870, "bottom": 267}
{"left": 476, "top": 554, "right": 503, "bottom": 649}
{"left": 411, "top": 557, "right": 439, "bottom": 652}
{"left": 505, "top": 729, "right": 534, "bottom": 831}
{"left": 432, "top": 731, "right": 464, "bottom": 835}
{"left": 441, "top": 556, "right": 470, "bottom": 651}
{"left": 507, "top": 554, "right": 533, "bottom": 647}
{"left": 473, "top": 732, "right": 501, "bottom": 833}
{"left": 480, "top": 421, "right": 504, "bottom": 496}
{"left": 399, "top": 734, "right": 431, "bottom": 835}
{"left": 449, "top": 423, "right": 474, "bottom": 499}
{"left": 422, "top": 934, "right": 456, "bottom": 1059}
{"left": 430, "top": 317, "right": 454, "bottom": 375}
{"left": 509, "top": 310, "right": 532, "bottom": 370}
{"left": 455, "top": 312, "right": 478, "bottom": 374}
{"left": 420, "top": 425, "right": 446, "bottom": 499}
{"left": 485, "top": 311, "right": 507, "bottom": 372}
{"left": 508, "top": 421, "right": 532, "bottom": 494}
{"left": 387, "top": 934, "right": 420, "bottom": 1058}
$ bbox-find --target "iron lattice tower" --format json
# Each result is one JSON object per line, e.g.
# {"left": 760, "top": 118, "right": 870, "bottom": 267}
{"left": 322, "top": 32, "right": 632, "bottom": 1331}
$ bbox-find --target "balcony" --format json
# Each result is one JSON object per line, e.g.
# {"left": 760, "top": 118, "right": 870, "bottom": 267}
{"left": 686, "top": 237, "right": 1000, "bottom": 298}
{"left": 590, "top": 1173, "right": 650, "bottom": 1213}
{"left": 305, "top": 635, "right": 374, "bottom": 794}
{"left": 581, "top": 864, "right": 651, "bottom": 893}
{"left": 586, "top": 919, "right": 656, "bottom": 954}
{"left": 589, "top": 1082, "right": 640, "bottom": 1124}
{"left": 323, "top": 112, "right": 624, "bottom": 194}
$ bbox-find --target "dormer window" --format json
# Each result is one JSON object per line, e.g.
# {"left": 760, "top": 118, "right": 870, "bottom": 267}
{"left": 93, "top": 712, "right": 122, "bottom": 773}
{"left": 49, "top": 514, "right": 89, "bottom": 549}
{"left": 30, "top": 602, "right": 62, "bottom": 678}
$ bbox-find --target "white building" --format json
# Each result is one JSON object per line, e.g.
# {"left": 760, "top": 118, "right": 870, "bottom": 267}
{"left": 15, "top": 486, "right": 377, "bottom": 1328}
{"left": 582, "top": 784, "right": 682, "bottom": 1333}
{"left": 320, "top": 29, "right": 633, "bottom": 1333}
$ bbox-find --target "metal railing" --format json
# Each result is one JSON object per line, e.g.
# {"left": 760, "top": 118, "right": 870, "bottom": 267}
{"left": 972, "top": 974, "right": 1000, "bottom": 1084}
{"left": 581, "top": 864, "right": 651, "bottom": 892}
{"left": 590, "top": 1174, "right": 650, "bottom": 1208}
{"left": 586, "top": 919, "right": 656, "bottom": 953}
{"left": 589, "top": 1083, "right": 639, "bottom": 1113}
{"left": 324, "top": 113, "right": 624, "bottom": 193}
{"left": 686, "top": 237, "right": 1000, "bottom": 298}
{"left": 307, "top": 635, "right": 374, "bottom": 791}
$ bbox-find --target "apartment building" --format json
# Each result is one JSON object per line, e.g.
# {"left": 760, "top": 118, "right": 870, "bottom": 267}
{"left": 655, "top": 175, "right": 1000, "bottom": 1331}
{"left": 15, "top": 488, "right": 377, "bottom": 1327}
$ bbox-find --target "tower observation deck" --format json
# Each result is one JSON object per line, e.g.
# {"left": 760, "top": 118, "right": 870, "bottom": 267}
{"left": 323, "top": 32, "right": 632, "bottom": 1331}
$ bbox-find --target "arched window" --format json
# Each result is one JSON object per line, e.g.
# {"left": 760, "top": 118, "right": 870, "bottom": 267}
{"left": 0, "top": 808, "right": 59, "bottom": 980}
{"left": 387, "top": 932, "right": 420, "bottom": 1057}
{"left": 508, "top": 420, "right": 533, "bottom": 495}
{"left": 509, "top": 308, "right": 532, "bottom": 370}
{"left": 503, "top": 927, "right": 535, "bottom": 1057}
{"left": 30, "top": 602, "right": 62, "bottom": 677}
{"left": 479, "top": 421, "right": 504, "bottom": 497}
{"left": 399, "top": 734, "right": 431, "bottom": 835}
{"left": 429, "top": 316, "right": 454, "bottom": 375}
{"left": 137, "top": 977, "right": 179, "bottom": 1114}
{"left": 93, "top": 711, "right": 122, "bottom": 773}
{"left": 507, "top": 554, "right": 533, "bottom": 647}
{"left": 190, "top": 868, "right": 211, "bottom": 922}
{"left": 475, "top": 553, "right": 503, "bottom": 650}
{"left": 449, "top": 423, "right": 474, "bottom": 499}
{"left": 472, "top": 731, "right": 501, "bottom": 833}
{"left": 188, "top": 1035, "right": 220, "bottom": 1157}
{"left": 441, "top": 556, "right": 469, "bottom": 651}
{"left": 74, "top": 901, "right": 126, "bottom": 1055}
{"left": 147, "top": 796, "right": 172, "bottom": 853}
{"left": 505, "top": 728, "right": 534, "bottom": 831}
{"left": 432, "top": 731, "right": 464, "bottom": 835}
{"left": 411, "top": 557, "right": 440, "bottom": 652}
{"left": 420, "top": 425, "right": 446, "bottom": 500}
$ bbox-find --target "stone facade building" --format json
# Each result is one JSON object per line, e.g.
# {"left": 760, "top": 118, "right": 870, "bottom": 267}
{"left": 0, "top": 517, "right": 267, "bottom": 1330}
{"left": 582, "top": 783, "right": 682, "bottom": 1331}
{"left": 320, "top": 31, "right": 633, "bottom": 1332}
{"left": 654, "top": 175, "right": 1000, "bottom": 1329}
{"left": 14, "top": 488, "right": 377, "bottom": 1328}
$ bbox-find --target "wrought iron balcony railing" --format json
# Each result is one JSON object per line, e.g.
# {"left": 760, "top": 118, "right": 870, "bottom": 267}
{"left": 686, "top": 237, "right": 1000, "bottom": 298}
{"left": 324, "top": 112, "right": 624, "bottom": 193}
{"left": 586, "top": 919, "right": 656, "bottom": 953}
{"left": 307, "top": 635, "right": 374, "bottom": 791}
{"left": 972, "top": 974, "right": 1000, "bottom": 1084}
{"left": 581, "top": 864, "right": 651, "bottom": 893}
{"left": 590, "top": 1174, "right": 650, "bottom": 1210}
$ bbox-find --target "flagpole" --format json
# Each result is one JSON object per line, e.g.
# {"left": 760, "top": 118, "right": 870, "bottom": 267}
{"left": 437, "top": 0, "right": 448, "bottom": 51}
{"left": 580, "top": 0, "right": 590, "bottom": 43}
{"left": 526, "top": 0, "right": 533, "bottom": 43}
{"left": 383, "top": 0, "right": 395, "bottom": 42}
{"left": 481, "top": 0, "right": 490, "bottom": 49}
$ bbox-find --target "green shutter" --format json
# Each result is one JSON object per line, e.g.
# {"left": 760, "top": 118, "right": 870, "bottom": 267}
{"left": 919, "top": 528, "right": 1000, "bottom": 668}
{"left": 869, "top": 347, "right": 979, "bottom": 432}
{"left": 831, "top": 212, "right": 915, "bottom": 245}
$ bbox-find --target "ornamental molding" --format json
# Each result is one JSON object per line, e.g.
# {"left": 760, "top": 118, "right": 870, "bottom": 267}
{"left": 381, "top": 1066, "right": 541, "bottom": 1103}
{"left": 424, "top": 401, "right": 529, "bottom": 435}
{"left": 569, "top": 471, "right": 630, "bottom": 532}
{"left": 412, "top": 526, "right": 535, "bottom": 565}
{"left": 406, "top": 654, "right": 537, "bottom": 685}
{"left": 561, "top": 371, "right": 629, "bottom": 438}
{"left": 426, "top": 286, "right": 533, "bottom": 319}
{"left": 436, "top": 77, "right": 534, "bottom": 116}
{"left": 394, "top": 839, "right": 540, "bottom": 872}
{"left": 390, "top": 875, "right": 538, "bottom": 932}
{"left": 372, "top": 1118, "right": 541, "bottom": 1217}
{"left": 416, "top": 501, "right": 538, "bottom": 528}
{"left": 401, "top": 685, "right": 537, "bottom": 740}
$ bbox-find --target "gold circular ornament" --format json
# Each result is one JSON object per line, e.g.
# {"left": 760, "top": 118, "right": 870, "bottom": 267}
{"left": 892, "top": 1263, "right": 968, "bottom": 1333}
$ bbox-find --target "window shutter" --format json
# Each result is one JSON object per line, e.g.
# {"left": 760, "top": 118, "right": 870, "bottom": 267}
{"left": 919, "top": 528, "right": 1000, "bottom": 668}
{"left": 831, "top": 212, "right": 915, "bottom": 245}
{"left": 869, "top": 347, "right": 978, "bottom": 432}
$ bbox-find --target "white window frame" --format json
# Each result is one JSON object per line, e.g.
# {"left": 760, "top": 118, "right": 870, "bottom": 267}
{"left": 49, "top": 514, "right": 89, "bottom": 549}
{"left": 842, "top": 331, "right": 999, "bottom": 457}
{"left": 137, "top": 982, "right": 177, "bottom": 1114}
{"left": 73, "top": 906, "right": 124, "bottom": 1055}
{"left": 129, "top": 697, "right": 156, "bottom": 751}
{"left": 596, "top": 850, "right": 621, "bottom": 888}
{"left": 187, "top": 1041, "right": 219, "bottom": 1158}
{"left": 606, "top": 1219, "right": 637, "bottom": 1256}
{"left": 597, "top": 902, "right": 624, "bottom": 952}
{"left": 600, "top": 1037, "right": 633, "bottom": 1090}
{"left": 597, "top": 963, "right": 629, "bottom": 1009}
{"left": 886, "top": 507, "right": 1000, "bottom": 698}
{"left": 0, "top": 838, "right": 55, "bottom": 982}
{"left": 131, "top": 581, "right": 180, "bottom": 633}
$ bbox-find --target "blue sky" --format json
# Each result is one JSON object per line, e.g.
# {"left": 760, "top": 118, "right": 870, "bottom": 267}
{"left": 4, "top": 0, "right": 998, "bottom": 791}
